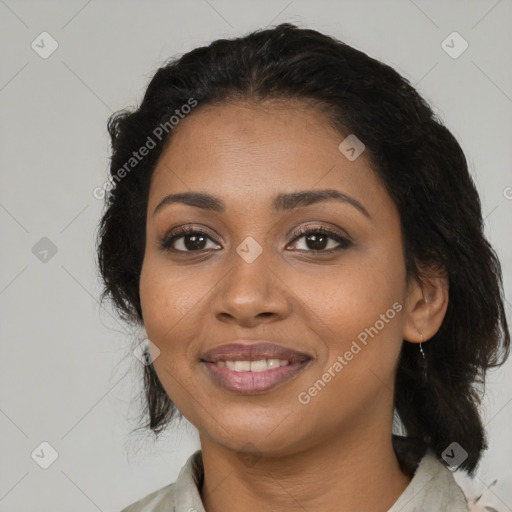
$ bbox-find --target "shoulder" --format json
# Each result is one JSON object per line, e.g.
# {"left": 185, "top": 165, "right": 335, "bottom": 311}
{"left": 120, "top": 482, "right": 175, "bottom": 512}
{"left": 389, "top": 450, "right": 469, "bottom": 511}
{"left": 119, "top": 449, "right": 204, "bottom": 512}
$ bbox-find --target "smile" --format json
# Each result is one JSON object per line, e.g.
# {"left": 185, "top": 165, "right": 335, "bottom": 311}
{"left": 215, "top": 359, "right": 290, "bottom": 371}
{"left": 201, "top": 358, "right": 311, "bottom": 394}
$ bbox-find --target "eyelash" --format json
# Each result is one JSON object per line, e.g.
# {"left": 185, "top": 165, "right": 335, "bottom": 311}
{"left": 160, "top": 225, "right": 352, "bottom": 255}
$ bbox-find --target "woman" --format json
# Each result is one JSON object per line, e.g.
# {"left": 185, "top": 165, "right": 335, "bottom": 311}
{"left": 97, "top": 23, "right": 510, "bottom": 511}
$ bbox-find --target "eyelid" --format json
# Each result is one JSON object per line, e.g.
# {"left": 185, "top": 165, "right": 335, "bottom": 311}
{"left": 288, "top": 223, "right": 351, "bottom": 242}
{"left": 159, "top": 224, "right": 220, "bottom": 252}
{"left": 287, "top": 225, "right": 352, "bottom": 251}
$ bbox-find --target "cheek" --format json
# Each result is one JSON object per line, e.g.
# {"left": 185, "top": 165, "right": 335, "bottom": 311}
{"left": 290, "top": 250, "right": 406, "bottom": 375}
{"left": 139, "top": 258, "right": 200, "bottom": 367}
{"left": 138, "top": 260, "right": 206, "bottom": 415}
{"left": 138, "top": 255, "right": 230, "bottom": 401}
{"left": 140, "top": 255, "right": 206, "bottom": 334}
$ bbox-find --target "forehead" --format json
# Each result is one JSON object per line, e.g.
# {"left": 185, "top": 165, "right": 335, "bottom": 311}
{"left": 148, "top": 101, "right": 387, "bottom": 215}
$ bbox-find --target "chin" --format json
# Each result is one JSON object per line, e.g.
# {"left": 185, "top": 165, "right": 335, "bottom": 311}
{"left": 203, "top": 414, "right": 309, "bottom": 455}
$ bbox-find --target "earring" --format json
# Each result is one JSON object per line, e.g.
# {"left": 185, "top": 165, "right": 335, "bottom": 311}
{"left": 419, "top": 341, "right": 426, "bottom": 361}
{"left": 416, "top": 327, "right": 427, "bottom": 381}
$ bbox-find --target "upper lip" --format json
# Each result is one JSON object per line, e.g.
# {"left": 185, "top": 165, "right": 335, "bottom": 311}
{"left": 200, "top": 341, "right": 312, "bottom": 363}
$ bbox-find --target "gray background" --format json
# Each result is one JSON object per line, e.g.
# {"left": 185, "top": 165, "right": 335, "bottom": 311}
{"left": 1, "top": 0, "right": 511, "bottom": 510}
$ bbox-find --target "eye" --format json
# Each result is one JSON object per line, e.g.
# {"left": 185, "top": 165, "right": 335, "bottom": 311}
{"left": 160, "top": 226, "right": 221, "bottom": 253}
{"left": 287, "top": 226, "right": 352, "bottom": 252}
{"left": 160, "top": 225, "right": 352, "bottom": 254}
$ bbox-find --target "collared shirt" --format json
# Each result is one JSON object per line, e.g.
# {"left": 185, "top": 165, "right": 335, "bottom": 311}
{"left": 120, "top": 446, "right": 470, "bottom": 511}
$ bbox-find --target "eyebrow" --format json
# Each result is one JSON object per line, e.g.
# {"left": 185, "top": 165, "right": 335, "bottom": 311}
{"left": 153, "top": 189, "right": 371, "bottom": 218}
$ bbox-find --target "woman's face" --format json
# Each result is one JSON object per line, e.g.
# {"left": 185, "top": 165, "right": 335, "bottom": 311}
{"left": 140, "top": 101, "right": 411, "bottom": 456}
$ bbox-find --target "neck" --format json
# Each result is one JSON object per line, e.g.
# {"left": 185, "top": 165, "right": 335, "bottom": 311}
{"left": 199, "top": 425, "right": 411, "bottom": 512}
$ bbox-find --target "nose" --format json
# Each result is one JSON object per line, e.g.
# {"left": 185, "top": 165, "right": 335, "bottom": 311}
{"left": 210, "top": 246, "right": 292, "bottom": 327}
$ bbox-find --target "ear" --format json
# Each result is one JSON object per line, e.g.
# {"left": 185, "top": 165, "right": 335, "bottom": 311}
{"left": 402, "top": 267, "right": 449, "bottom": 343}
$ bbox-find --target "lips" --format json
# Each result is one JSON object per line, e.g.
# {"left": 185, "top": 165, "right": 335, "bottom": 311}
{"left": 200, "top": 341, "right": 312, "bottom": 394}
{"left": 200, "top": 342, "right": 311, "bottom": 364}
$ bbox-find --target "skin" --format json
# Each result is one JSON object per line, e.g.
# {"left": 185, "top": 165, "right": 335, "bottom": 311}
{"left": 139, "top": 100, "right": 448, "bottom": 512}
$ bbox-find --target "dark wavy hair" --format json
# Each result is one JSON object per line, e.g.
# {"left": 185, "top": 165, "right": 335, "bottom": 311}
{"left": 96, "top": 23, "right": 510, "bottom": 473}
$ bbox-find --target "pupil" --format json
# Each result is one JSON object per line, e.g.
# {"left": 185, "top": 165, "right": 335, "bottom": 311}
{"left": 185, "top": 234, "right": 206, "bottom": 250}
{"left": 307, "top": 233, "right": 327, "bottom": 250}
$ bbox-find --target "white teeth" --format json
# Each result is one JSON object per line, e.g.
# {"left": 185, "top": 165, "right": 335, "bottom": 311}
{"left": 217, "top": 359, "right": 291, "bottom": 372}
{"left": 234, "top": 361, "right": 251, "bottom": 372}
{"left": 250, "top": 360, "right": 268, "bottom": 372}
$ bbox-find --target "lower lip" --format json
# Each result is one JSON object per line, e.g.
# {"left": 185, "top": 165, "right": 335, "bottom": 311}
{"left": 201, "top": 360, "right": 311, "bottom": 394}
